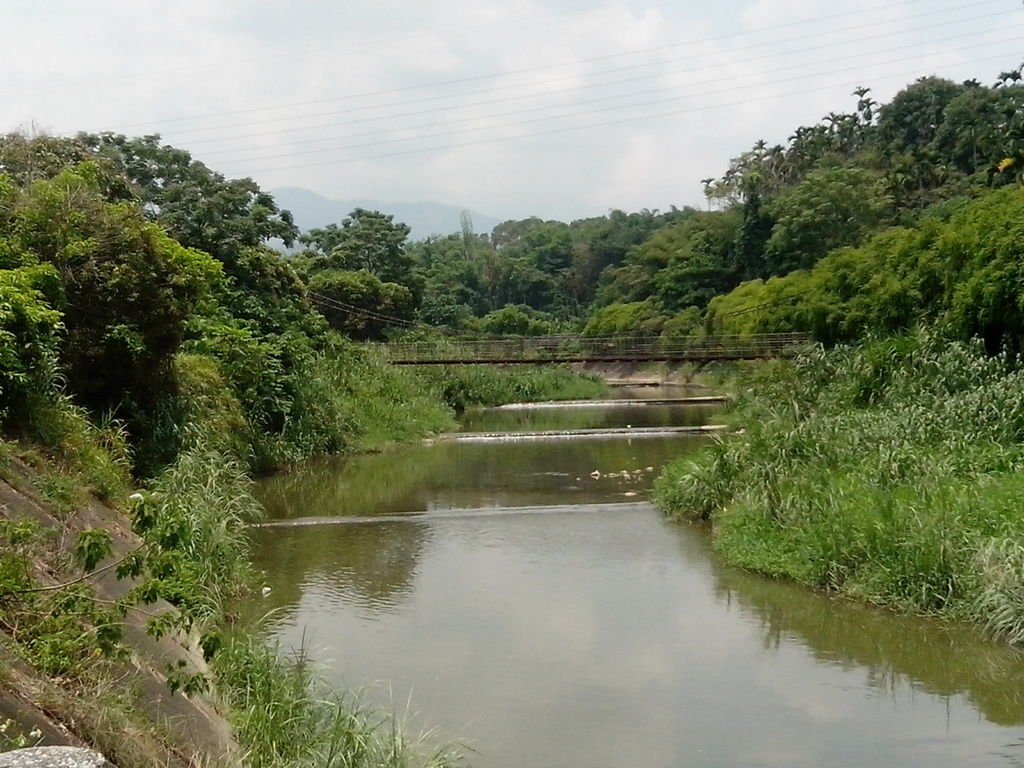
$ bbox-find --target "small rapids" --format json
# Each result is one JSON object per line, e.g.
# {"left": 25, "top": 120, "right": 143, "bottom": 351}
{"left": 252, "top": 501, "right": 651, "bottom": 528}
{"left": 428, "top": 424, "right": 727, "bottom": 444}
{"left": 494, "top": 396, "right": 728, "bottom": 409}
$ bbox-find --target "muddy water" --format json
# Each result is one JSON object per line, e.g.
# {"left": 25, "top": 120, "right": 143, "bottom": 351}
{"left": 252, "top": 388, "right": 1024, "bottom": 768}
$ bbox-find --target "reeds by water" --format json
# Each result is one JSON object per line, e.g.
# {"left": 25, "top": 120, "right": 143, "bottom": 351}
{"left": 655, "top": 329, "right": 1024, "bottom": 643}
{"left": 213, "top": 635, "right": 465, "bottom": 768}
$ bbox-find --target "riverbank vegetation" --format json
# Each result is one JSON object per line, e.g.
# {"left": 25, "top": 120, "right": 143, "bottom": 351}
{"left": 610, "top": 63, "right": 1024, "bottom": 646}
{"left": 2, "top": 56, "right": 1024, "bottom": 759}
{"left": 0, "top": 132, "right": 601, "bottom": 765}
{"left": 655, "top": 331, "right": 1024, "bottom": 644}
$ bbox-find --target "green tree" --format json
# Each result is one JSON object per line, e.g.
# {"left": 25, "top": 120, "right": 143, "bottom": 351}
{"left": 877, "top": 77, "right": 964, "bottom": 159}
{"left": 583, "top": 300, "right": 665, "bottom": 336}
{"left": 78, "top": 133, "right": 298, "bottom": 262}
{"left": 939, "top": 187, "right": 1024, "bottom": 351}
{"left": 0, "top": 264, "right": 63, "bottom": 421}
{"left": 302, "top": 208, "right": 414, "bottom": 287}
{"left": 652, "top": 210, "right": 742, "bottom": 310}
{"left": 11, "top": 166, "right": 221, "bottom": 421}
{"left": 409, "top": 233, "right": 488, "bottom": 325}
{"left": 307, "top": 270, "right": 414, "bottom": 340}
{"left": 763, "top": 166, "right": 892, "bottom": 274}
{"left": 1, "top": 133, "right": 312, "bottom": 342}
{"left": 479, "top": 250, "right": 554, "bottom": 312}
{"left": 476, "top": 305, "right": 554, "bottom": 336}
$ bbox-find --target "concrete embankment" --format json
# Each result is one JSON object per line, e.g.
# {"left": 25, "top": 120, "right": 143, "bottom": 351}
{"left": 0, "top": 459, "right": 235, "bottom": 767}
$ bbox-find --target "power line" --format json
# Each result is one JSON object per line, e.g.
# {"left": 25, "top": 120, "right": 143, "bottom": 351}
{"left": 186, "top": 16, "right": 1017, "bottom": 157}
{"left": 715, "top": 290, "right": 817, "bottom": 319}
{"left": 308, "top": 290, "right": 418, "bottom": 328}
{"left": 0, "top": 0, "right": 681, "bottom": 102}
{"left": 215, "top": 49, "right": 1021, "bottom": 177}
{"left": 199, "top": 28, "right": 1023, "bottom": 166}
{"left": 310, "top": 291, "right": 411, "bottom": 324}
{"left": 104, "top": 0, "right": 990, "bottom": 133}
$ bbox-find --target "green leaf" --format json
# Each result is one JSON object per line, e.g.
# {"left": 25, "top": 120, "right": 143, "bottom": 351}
{"left": 73, "top": 529, "right": 113, "bottom": 573}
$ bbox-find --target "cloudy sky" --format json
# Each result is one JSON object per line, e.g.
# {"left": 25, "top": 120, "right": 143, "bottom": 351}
{"left": 2, "top": 0, "right": 1022, "bottom": 221}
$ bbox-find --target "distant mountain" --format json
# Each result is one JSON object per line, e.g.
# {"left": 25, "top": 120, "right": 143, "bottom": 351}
{"left": 271, "top": 187, "right": 502, "bottom": 242}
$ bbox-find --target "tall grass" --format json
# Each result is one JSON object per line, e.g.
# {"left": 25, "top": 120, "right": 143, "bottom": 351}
{"left": 414, "top": 364, "right": 605, "bottom": 411}
{"left": 19, "top": 392, "right": 131, "bottom": 502}
{"left": 248, "top": 347, "right": 456, "bottom": 470}
{"left": 173, "top": 345, "right": 604, "bottom": 471}
{"left": 143, "top": 444, "right": 261, "bottom": 627}
{"left": 213, "top": 635, "right": 464, "bottom": 768}
{"left": 655, "top": 328, "right": 1024, "bottom": 643}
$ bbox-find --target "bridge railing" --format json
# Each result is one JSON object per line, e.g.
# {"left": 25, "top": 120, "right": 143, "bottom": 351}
{"left": 378, "top": 332, "right": 813, "bottom": 364}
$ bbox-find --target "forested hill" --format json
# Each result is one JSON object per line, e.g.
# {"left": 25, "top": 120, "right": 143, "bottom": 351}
{"left": 401, "top": 66, "right": 1024, "bottom": 347}
{"left": 1, "top": 63, "right": 1023, "bottom": 390}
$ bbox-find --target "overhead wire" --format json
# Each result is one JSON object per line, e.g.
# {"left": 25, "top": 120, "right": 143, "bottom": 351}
{"left": 309, "top": 296, "right": 415, "bottom": 329}
{"left": 308, "top": 290, "right": 418, "bottom": 328}
{"left": 308, "top": 290, "right": 413, "bottom": 324}
{"left": 186, "top": 13, "right": 1018, "bottom": 156}
{"left": 103, "top": 0, "right": 992, "bottom": 134}
{"left": 218, "top": 48, "right": 1022, "bottom": 176}
{"left": 200, "top": 27, "right": 1024, "bottom": 166}
{"left": 714, "top": 290, "right": 816, "bottom": 319}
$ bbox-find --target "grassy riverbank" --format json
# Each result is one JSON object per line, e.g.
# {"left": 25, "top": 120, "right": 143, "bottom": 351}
{"left": 0, "top": 352, "right": 599, "bottom": 764}
{"left": 654, "top": 330, "right": 1024, "bottom": 644}
{"left": 0, "top": 133, "right": 607, "bottom": 763}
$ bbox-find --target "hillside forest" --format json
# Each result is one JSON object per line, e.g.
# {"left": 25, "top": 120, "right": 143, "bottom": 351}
{"left": 316, "top": 66, "right": 1024, "bottom": 350}
{"left": 0, "top": 65, "right": 1022, "bottom": 475}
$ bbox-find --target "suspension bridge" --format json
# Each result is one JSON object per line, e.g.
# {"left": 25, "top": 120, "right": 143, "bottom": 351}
{"left": 378, "top": 333, "right": 812, "bottom": 365}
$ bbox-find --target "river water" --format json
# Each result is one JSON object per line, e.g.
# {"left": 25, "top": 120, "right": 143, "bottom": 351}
{"left": 252, "top": 387, "right": 1024, "bottom": 768}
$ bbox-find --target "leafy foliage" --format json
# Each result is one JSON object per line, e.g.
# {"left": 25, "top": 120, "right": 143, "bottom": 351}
{"left": 79, "top": 133, "right": 299, "bottom": 260}
{"left": 476, "top": 304, "right": 555, "bottom": 336}
{"left": 762, "top": 166, "right": 892, "bottom": 273}
{"left": 705, "top": 187, "right": 1024, "bottom": 350}
{"left": 308, "top": 269, "right": 414, "bottom": 340}
{"left": 302, "top": 208, "right": 415, "bottom": 287}
{"left": 0, "top": 265, "right": 62, "bottom": 421}
{"left": 4, "top": 166, "right": 221, "bottom": 432}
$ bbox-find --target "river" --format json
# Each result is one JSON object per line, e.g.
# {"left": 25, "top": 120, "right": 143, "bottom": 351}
{"left": 251, "top": 387, "right": 1024, "bottom": 768}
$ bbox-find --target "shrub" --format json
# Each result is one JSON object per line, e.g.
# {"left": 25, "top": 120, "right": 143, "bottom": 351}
{"left": 0, "top": 264, "right": 62, "bottom": 424}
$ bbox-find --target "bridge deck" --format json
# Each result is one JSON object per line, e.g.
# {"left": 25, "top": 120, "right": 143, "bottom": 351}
{"left": 379, "top": 333, "right": 811, "bottom": 365}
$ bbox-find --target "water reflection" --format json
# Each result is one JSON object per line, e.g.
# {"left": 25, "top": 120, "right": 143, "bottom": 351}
{"left": 254, "top": 520, "right": 430, "bottom": 616}
{"left": 252, "top": 394, "right": 1024, "bottom": 768}
{"left": 256, "top": 435, "right": 705, "bottom": 520}
{"left": 256, "top": 504, "right": 1024, "bottom": 768}
{"left": 710, "top": 552, "right": 1024, "bottom": 727}
{"left": 457, "top": 401, "right": 717, "bottom": 432}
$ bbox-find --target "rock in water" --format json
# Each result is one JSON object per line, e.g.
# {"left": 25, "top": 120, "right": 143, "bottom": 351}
{"left": 0, "top": 747, "right": 111, "bottom": 768}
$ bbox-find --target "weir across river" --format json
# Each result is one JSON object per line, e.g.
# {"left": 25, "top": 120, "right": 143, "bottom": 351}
{"left": 378, "top": 332, "right": 812, "bottom": 365}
